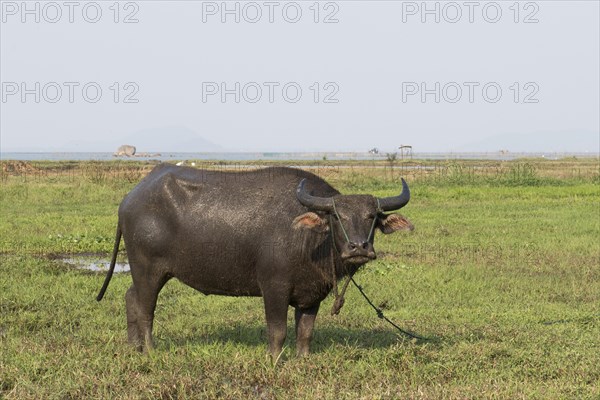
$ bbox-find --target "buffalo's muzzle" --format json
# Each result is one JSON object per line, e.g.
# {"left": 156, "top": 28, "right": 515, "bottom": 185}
{"left": 341, "top": 241, "right": 376, "bottom": 264}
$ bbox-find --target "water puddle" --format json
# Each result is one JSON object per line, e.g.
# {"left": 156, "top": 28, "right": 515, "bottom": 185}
{"left": 59, "top": 255, "right": 130, "bottom": 273}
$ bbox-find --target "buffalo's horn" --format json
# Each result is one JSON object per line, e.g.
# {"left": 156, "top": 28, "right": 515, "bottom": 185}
{"left": 296, "top": 179, "right": 334, "bottom": 211}
{"left": 378, "top": 178, "right": 410, "bottom": 211}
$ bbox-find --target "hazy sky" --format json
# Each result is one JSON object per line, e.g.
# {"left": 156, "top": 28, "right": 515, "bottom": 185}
{"left": 1, "top": 1, "right": 599, "bottom": 153}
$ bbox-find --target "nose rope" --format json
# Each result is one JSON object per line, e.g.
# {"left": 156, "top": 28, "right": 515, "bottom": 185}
{"left": 328, "top": 213, "right": 343, "bottom": 315}
{"left": 366, "top": 198, "right": 382, "bottom": 243}
{"left": 329, "top": 197, "right": 381, "bottom": 315}
{"left": 331, "top": 198, "right": 351, "bottom": 243}
{"left": 331, "top": 197, "right": 382, "bottom": 245}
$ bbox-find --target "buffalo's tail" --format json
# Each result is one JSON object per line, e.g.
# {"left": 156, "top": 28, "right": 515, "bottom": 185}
{"left": 96, "top": 224, "right": 122, "bottom": 301}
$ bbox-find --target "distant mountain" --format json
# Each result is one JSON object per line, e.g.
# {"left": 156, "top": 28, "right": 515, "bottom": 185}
{"left": 459, "top": 130, "right": 599, "bottom": 153}
{"left": 123, "top": 126, "right": 225, "bottom": 152}
{"left": 1, "top": 126, "right": 226, "bottom": 153}
{"left": 3, "top": 127, "right": 598, "bottom": 154}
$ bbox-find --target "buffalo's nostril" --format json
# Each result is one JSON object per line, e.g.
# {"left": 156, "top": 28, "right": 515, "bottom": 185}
{"left": 361, "top": 242, "right": 369, "bottom": 249}
{"left": 348, "top": 243, "right": 357, "bottom": 251}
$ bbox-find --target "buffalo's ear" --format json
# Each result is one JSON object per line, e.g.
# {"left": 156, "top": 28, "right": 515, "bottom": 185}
{"left": 292, "top": 212, "right": 329, "bottom": 232}
{"left": 378, "top": 213, "right": 414, "bottom": 234}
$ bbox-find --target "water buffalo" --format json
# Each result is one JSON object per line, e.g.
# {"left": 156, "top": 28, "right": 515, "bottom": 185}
{"left": 97, "top": 164, "right": 413, "bottom": 359}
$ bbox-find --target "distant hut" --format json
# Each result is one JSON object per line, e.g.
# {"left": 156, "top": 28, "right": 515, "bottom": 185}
{"left": 398, "top": 145, "right": 413, "bottom": 160}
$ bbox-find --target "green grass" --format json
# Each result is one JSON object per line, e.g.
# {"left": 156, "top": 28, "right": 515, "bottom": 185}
{"left": 1, "top": 159, "right": 599, "bottom": 399}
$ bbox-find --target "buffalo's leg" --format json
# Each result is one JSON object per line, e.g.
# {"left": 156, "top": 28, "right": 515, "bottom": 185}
{"left": 125, "top": 286, "right": 142, "bottom": 350}
{"left": 261, "top": 288, "right": 289, "bottom": 362}
{"left": 294, "top": 304, "right": 320, "bottom": 357}
{"left": 126, "top": 273, "right": 169, "bottom": 352}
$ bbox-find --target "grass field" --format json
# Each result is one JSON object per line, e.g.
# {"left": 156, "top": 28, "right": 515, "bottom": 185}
{"left": 1, "top": 158, "right": 599, "bottom": 399}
